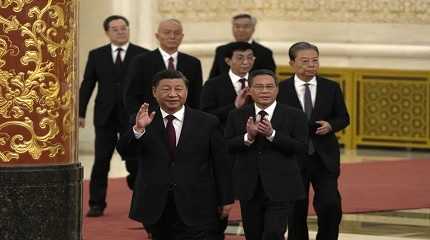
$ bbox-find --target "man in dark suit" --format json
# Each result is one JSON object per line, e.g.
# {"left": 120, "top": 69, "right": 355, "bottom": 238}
{"left": 124, "top": 18, "right": 203, "bottom": 116}
{"left": 201, "top": 41, "right": 255, "bottom": 128}
{"left": 79, "top": 15, "right": 149, "bottom": 217}
{"left": 277, "top": 42, "right": 350, "bottom": 240}
{"left": 225, "top": 69, "right": 307, "bottom": 240}
{"left": 208, "top": 13, "right": 276, "bottom": 79}
{"left": 117, "top": 70, "right": 233, "bottom": 240}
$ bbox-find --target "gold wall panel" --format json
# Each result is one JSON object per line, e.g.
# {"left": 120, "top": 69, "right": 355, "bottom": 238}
{"left": 0, "top": 0, "right": 78, "bottom": 165}
{"left": 355, "top": 71, "right": 430, "bottom": 148}
{"left": 277, "top": 66, "right": 430, "bottom": 149}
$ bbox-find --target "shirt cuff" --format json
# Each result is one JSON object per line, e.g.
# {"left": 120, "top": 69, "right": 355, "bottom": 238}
{"left": 266, "top": 129, "right": 276, "bottom": 142}
{"left": 244, "top": 133, "right": 254, "bottom": 146}
{"left": 133, "top": 127, "right": 145, "bottom": 139}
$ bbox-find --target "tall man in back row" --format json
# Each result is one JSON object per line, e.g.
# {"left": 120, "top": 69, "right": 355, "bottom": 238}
{"left": 124, "top": 18, "right": 203, "bottom": 116}
{"left": 208, "top": 13, "right": 276, "bottom": 79}
{"left": 278, "top": 42, "right": 350, "bottom": 240}
{"left": 79, "top": 15, "right": 148, "bottom": 217}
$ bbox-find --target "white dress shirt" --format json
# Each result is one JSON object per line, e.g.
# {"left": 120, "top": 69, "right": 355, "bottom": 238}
{"left": 228, "top": 70, "right": 249, "bottom": 94}
{"left": 159, "top": 48, "right": 178, "bottom": 70}
{"left": 111, "top": 42, "right": 129, "bottom": 62}
{"left": 133, "top": 106, "right": 185, "bottom": 146}
{"left": 244, "top": 101, "right": 277, "bottom": 145}
{"left": 294, "top": 75, "right": 317, "bottom": 111}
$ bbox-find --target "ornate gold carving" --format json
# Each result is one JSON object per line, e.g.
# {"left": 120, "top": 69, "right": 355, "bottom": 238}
{"left": 0, "top": 0, "right": 76, "bottom": 163}
{"left": 158, "top": 0, "right": 430, "bottom": 24}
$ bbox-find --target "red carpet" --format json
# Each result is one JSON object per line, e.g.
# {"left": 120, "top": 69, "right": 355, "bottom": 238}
{"left": 83, "top": 159, "right": 430, "bottom": 240}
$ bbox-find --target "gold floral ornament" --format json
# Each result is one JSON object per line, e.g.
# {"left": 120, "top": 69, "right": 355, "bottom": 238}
{"left": 0, "top": 0, "right": 76, "bottom": 163}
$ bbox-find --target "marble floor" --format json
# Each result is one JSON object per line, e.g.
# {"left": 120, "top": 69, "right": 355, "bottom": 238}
{"left": 79, "top": 148, "right": 430, "bottom": 240}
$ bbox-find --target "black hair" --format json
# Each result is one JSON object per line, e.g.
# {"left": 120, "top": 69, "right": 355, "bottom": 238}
{"left": 224, "top": 41, "right": 254, "bottom": 59}
{"left": 152, "top": 70, "right": 189, "bottom": 88}
{"left": 248, "top": 69, "right": 278, "bottom": 86}
{"left": 103, "top": 15, "right": 129, "bottom": 31}
{"left": 288, "top": 41, "right": 319, "bottom": 61}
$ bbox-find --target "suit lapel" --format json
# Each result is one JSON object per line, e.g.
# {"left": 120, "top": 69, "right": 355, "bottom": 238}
{"left": 311, "top": 76, "right": 324, "bottom": 119}
{"left": 177, "top": 52, "right": 185, "bottom": 72}
{"left": 176, "top": 107, "right": 192, "bottom": 159}
{"left": 122, "top": 44, "right": 135, "bottom": 67}
{"left": 270, "top": 104, "right": 284, "bottom": 131}
{"left": 103, "top": 45, "right": 115, "bottom": 74}
{"left": 224, "top": 74, "right": 237, "bottom": 97}
{"left": 155, "top": 49, "right": 167, "bottom": 70}
{"left": 150, "top": 109, "right": 168, "bottom": 148}
{"left": 286, "top": 78, "right": 303, "bottom": 110}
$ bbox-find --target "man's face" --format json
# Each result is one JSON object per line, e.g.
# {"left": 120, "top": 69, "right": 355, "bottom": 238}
{"left": 232, "top": 17, "right": 255, "bottom": 42}
{"left": 153, "top": 78, "right": 188, "bottom": 114}
{"left": 155, "top": 20, "right": 184, "bottom": 53}
{"left": 226, "top": 49, "right": 255, "bottom": 76}
{"left": 105, "top": 19, "right": 129, "bottom": 46}
{"left": 289, "top": 49, "right": 319, "bottom": 81}
{"left": 249, "top": 74, "right": 278, "bottom": 108}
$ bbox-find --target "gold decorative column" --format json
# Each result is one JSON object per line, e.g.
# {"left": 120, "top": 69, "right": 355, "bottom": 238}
{"left": 0, "top": 1, "right": 81, "bottom": 239}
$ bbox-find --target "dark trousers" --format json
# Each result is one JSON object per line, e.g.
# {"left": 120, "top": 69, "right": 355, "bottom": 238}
{"left": 240, "top": 179, "right": 292, "bottom": 240}
{"left": 89, "top": 107, "right": 136, "bottom": 208}
{"left": 145, "top": 191, "right": 222, "bottom": 240}
{"left": 287, "top": 153, "right": 342, "bottom": 240}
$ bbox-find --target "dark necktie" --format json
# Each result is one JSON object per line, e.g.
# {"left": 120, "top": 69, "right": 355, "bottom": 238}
{"left": 304, "top": 83, "right": 315, "bottom": 154}
{"left": 165, "top": 115, "right": 176, "bottom": 160}
{"left": 258, "top": 110, "right": 267, "bottom": 121}
{"left": 239, "top": 78, "right": 247, "bottom": 90}
{"left": 168, "top": 57, "right": 175, "bottom": 70}
{"left": 115, "top": 48, "right": 123, "bottom": 65}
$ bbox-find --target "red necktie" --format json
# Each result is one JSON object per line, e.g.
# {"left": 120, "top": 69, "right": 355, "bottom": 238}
{"left": 165, "top": 115, "right": 176, "bottom": 160}
{"left": 168, "top": 57, "right": 175, "bottom": 70}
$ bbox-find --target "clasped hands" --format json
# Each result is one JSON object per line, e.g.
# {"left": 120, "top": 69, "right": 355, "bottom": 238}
{"left": 246, "top": 115, "right": 273, "bottom": 141}
{"left": 133, "top": 103, "right": 156, "bottom": 133}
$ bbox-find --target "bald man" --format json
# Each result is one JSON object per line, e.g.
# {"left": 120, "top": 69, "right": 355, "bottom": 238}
{"left": 124, "top": 18, "right": 203, "bottom": 116}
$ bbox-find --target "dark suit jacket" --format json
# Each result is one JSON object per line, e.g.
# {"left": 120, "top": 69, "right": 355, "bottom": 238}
{"left": 208, "top": 41, "right": 276, "bottom": 79}
{"left": 124, "top": 49, "right": 203, "bottom": 115}
{"left": 224, "top": 103, "right": 307, "bottom": 202}
{"left": 117, "top": 107, "right": 233, "bottom": 226}
{"left": 277, "top": 76, "right": 350, "bottom": 175}
{"left": 200, "top": 73, "right": 239, "bottom": 128}
{"left": 79, "top": 43, "right": 149, "bottom": 126}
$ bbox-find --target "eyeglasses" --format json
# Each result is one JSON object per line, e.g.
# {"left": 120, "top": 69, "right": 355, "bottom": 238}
{"left": 296, "top": 58, "right": 319, "bottom": 66}
{"left": 251, "top": 84, "right": 276, "bottom": 91}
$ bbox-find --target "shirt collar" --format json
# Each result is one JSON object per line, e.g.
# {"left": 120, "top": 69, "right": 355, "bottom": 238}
{"left": 160, "top": 105, "right": 185, "bottom": 122}
{"left": 159, "top": 48, "right": 178, "bottom": 61}
{"left": 228, "top": 69, "right": 249, "bottom": 83}
{"left": 111, "top": 42, "right": 129, "bottom": 52}
{"left": 254, "top": 101, "right": 277, "bottom": 118}
{"left": 294, "top": 74, "right": 317, "bottom": 87}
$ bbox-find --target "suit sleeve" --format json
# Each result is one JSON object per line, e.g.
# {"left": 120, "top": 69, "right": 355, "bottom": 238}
{"left": 327, "top": 83, "right": 350, "bottom": 132}
{"left": 79, "top": 51, "right": 97, "bottom": 118}
{"left": 187, "top": 59, "right": 203, "bottom": 109}
{"left": 210, "top": 120, "right": 234, "bottom": 206}
{"left": 271, "top": 111, "right": 308, "bottom": 155}
{"left": 123, "top": 55, "right": 144, "bottom": 116}
{"left": 266, "top": 50, "right": 276, "bottom": 73}
{"left": 200, "top": 80, "right": 235, "bottom": 123}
